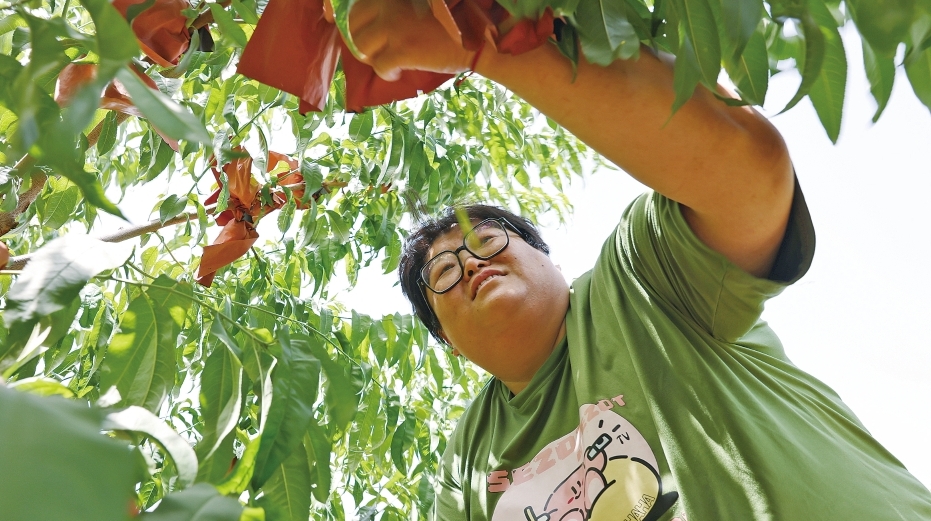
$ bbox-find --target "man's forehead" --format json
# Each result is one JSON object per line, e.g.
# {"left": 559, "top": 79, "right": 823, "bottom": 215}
{"left": 427, "top": 223, "right": 469, "bottom": 256}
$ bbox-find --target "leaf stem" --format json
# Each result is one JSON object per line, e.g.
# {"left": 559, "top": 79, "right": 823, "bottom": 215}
{"left": 155, "top": 231, "right": 186, "bottom": 269}
{"left": 106, "top": 276, "right": 273, "bottom": 347}
{"left": 188, "top": 291, "right": 384, "bottom": 389}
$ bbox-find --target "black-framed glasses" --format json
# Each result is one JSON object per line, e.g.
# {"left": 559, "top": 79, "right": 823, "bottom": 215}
{"left": 419, "top": 218, "right": 517, "bottom": 294}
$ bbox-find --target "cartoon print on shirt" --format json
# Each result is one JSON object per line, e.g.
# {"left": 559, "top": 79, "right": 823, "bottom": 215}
{"left": 490, "top": 401, "right": 678, "bottom": 521}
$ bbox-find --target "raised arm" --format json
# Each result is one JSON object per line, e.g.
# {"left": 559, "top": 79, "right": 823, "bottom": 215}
{"left": 349, "top": 0, "right": 795, "bottom": 277}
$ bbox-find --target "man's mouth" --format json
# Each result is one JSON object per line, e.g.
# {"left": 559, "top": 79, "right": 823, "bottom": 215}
{"left": 471, "top": 271, "right": 503, "bottom": 299}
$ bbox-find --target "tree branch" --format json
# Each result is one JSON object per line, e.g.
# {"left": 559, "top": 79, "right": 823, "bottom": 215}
{"left": 192, "top": 0, "right": 232, "bottom": 29}
{"left": 0, "top": 113, "right": 123, "bottom": 237}
{"left": 6, "top": 208, "right": 210, "bottom": 270}
{"left": 0, "top": 168, "right": 47, "bottom": 237}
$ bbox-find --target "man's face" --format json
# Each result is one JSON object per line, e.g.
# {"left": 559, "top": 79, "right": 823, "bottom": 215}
{"left": 425, "top": 221, "right": 569, "bottom": 380}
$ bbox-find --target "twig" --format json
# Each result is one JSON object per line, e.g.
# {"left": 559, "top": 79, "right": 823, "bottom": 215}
{"left": 86, "top": 113, "right": 130, "bottom": 148}
{"left": 5, "top": 208, "right": 212, "bottom": 270}
{"left": 192, "top": 0, "right": 232, "bottom": 29}
{"left": 0, "top": 168, "right": 47, "bottom": 237}
{"left": 0, "top": 113, "right": 121, "bottom": 237}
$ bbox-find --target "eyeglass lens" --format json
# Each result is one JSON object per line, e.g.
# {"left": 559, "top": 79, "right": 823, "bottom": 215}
{"left": 423, "top": 220, "right": 509, "bottom": 292}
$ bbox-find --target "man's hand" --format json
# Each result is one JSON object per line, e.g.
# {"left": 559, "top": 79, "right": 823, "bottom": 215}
{"left": 342, "top": 0, "right": 794, "bottom": 278}
{"left": 346, "top": 0, "right": 475, "bottom": 81}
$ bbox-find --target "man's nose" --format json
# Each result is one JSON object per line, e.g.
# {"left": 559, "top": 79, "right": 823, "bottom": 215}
{"left": 460, "top": 251, "right": 487, "bottom": 278}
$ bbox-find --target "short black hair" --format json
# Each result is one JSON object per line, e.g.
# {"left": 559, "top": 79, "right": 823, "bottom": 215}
{"left": 398, "top": 204, "right": 550, "bottom": 345}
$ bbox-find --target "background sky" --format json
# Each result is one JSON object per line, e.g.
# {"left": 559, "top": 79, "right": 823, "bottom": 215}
{"left": 335, "top": 28, "right": 931, "bottom": 487}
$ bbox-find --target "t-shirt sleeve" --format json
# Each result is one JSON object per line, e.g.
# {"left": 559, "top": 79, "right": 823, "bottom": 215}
{"left": 433, "top": 439, "right": 466, "bottom": 519}
{"left": 607, "top": 178, "right": 815, "bottom": 342}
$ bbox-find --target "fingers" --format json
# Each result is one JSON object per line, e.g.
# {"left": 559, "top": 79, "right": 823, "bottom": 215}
{"left": 346, "top": 0, "right": 404, "bottom": 79}
{"left": 343, "top": 0, "right": 471, "bottom": 81}
{"left": 346, "top": 0, "right": 377, "bottom": 35}
{"left": 346, "top": 0, "right": 385, "bottom": 63}
{"left": 350, "top": 20, "right": 389, "bottom": 62}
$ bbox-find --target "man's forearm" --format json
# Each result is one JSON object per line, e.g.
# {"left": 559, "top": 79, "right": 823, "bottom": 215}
{"left": 475, "top": 43, "right": 795, "bottom": 277}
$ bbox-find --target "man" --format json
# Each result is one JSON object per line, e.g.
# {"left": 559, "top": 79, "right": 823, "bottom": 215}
{"left": 350, "top": 0, "right": 931, "bottom": 518}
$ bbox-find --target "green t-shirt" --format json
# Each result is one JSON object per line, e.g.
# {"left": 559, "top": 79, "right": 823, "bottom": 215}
{"left": 435, "top": 187, "right": 931, "bottom": 520}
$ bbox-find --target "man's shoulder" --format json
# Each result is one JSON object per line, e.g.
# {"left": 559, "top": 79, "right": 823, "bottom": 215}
{"left": 457, "top": 376, "right": 498, "bottom": 420}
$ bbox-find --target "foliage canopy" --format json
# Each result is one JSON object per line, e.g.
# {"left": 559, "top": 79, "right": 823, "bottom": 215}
{"left": 0, "top": 0, "right": 928, "bottom": 519}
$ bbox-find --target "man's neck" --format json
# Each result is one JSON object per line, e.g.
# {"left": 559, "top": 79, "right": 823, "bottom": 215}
{"left": 501, "top": 319, "right": 567, "bottom": 396}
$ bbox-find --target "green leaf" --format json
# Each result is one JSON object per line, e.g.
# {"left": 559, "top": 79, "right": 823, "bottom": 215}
{"left": 0, "top": 14, "right": 27, "bottom": 37}
{"left": 252, "top": 333, "right": 322, "bottom": 489}
{"left": 351, "top": 310, "right": 372, "bottom": 349}
{"left": 210, "top": 314, "right": 243, "bottom": 361}
{"left": 209, "top": 4, "right": 248, "bottom": 48}
{"left": 216, "top": 434, "right": 261, "bottom": 496}
{"left": 124, "top": 0, "right": 157, "bottom": 25}
{"left": 79, "top": 0, "right": 138, "bottom": 63}
{"left": 8, "top": 376, "right": 76, "bottom": 398}
{"left": 231, "top": 0, "right": 259, "bottom": 24}
{"left": 138, "top": 483, "right": 243, "bottom": 521}
{"left": 389, "top": 412, "right": 415, "bottom": 475}
{"left": 674, "top": 0, "right": 722, "bottom": 87}
{"left": 863, "top": 40, "right": 896, "bottom": 122}
{"left": 196, "top": 431, "right": 236, "bottom": 484}
{"left": 55, "top": 166, "right": 125, "bottom": 219}
{"left": 0, "top": 387, "right": 136, "bottom": 521}
{"left": 277, "top": 198, "right": 295, "bottom": 233}
{"left": 2, "top": 236, "right": 131, "bottom": 341}
{"left": 96, "top": 110, "right": 119, "bottom": 155}
{"left": 847, "top": 0, "right": 914, "bottom": 57}
{"left": 103, "top": 405, "right": 199, "bottom": 487}
{"left": 99, "top": 276, "right": 193, "bottom": 412}
{"left": 239, "top": 329, "right": 276, "bottom": 432}
{"left": 145, "top": 132, "right": 175, "bottom": 181}
{"left": 198, "top": 339, "right": 243, "bottom": 461}
{"left": 576, "top": 0, "right": 640, "bottom": 65}
{"left": 906, "top": 42, "right": 931, "bottom": 113}
{"left": 807, "top": 0, "right": 847, "bottom": 143}
{"left": 389, "top": 314, "right": 412, "bottom": 368}
{"left": 305, "top": 338, "right": 360, "bottom": 435}
{"left": 115, "top": 67, "right": 211, "bottom": 145}
{"left": 327, "top": 210, "right": 351, "bottom": 242}
{"left": 348, "top": 110, "right": 373, "bottom": 142}
{"left": 65, "top": 0, "right": 139, "bottom": 134}
{"left": 15, "top": 14, "right": 69, "bottom": 150}
{"left": 671, "top": 31, "right": 703, "bottom": 114}
{"left": 304, "top": 424, "right": 331, "bottom": 502}
{"left": 724, "top": 27, "right": 768, "bottom": 105}
{"left": 780, "top": 9, "right": 826, "bottom": 113}
{"left": 259, "top": 442, "right": 311, "bottom": 521}
{"left": 240, "top": 507, "right": 266, "bottom": 521}
{"left": 330, "top": 0, "right": 361, "bottom": 56}
{"left": 1, "top": 296, "right": 81, "bottom": 377}
{"left": 160, "top": 194, "right": 188, "bottom": 224}
{"left": 417, "top": 472, "right": 436, "bottom": 513}
{"left": 349, "top": 383, "right": 381, "bottom": 462}
{"left": 38, "top": 177, "right": 80, "bottom": 230}
{"left": 719, "top": 0, "right": 763, "bottom": 60}
{"left": 555, "top": 19, "right": 581, "bottom": 75}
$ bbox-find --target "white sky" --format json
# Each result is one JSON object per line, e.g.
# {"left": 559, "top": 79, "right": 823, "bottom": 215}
{"left": 336, "top": 28, "right": 931, "bottom": 487}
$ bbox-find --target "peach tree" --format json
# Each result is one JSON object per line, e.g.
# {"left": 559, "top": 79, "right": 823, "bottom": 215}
{"left": 0, "top": 0, "right": 927, "bottom": 519}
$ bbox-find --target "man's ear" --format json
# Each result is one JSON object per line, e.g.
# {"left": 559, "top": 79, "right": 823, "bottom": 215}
{"left": 438, "top": 330, "right": 459, "bottom": 356}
